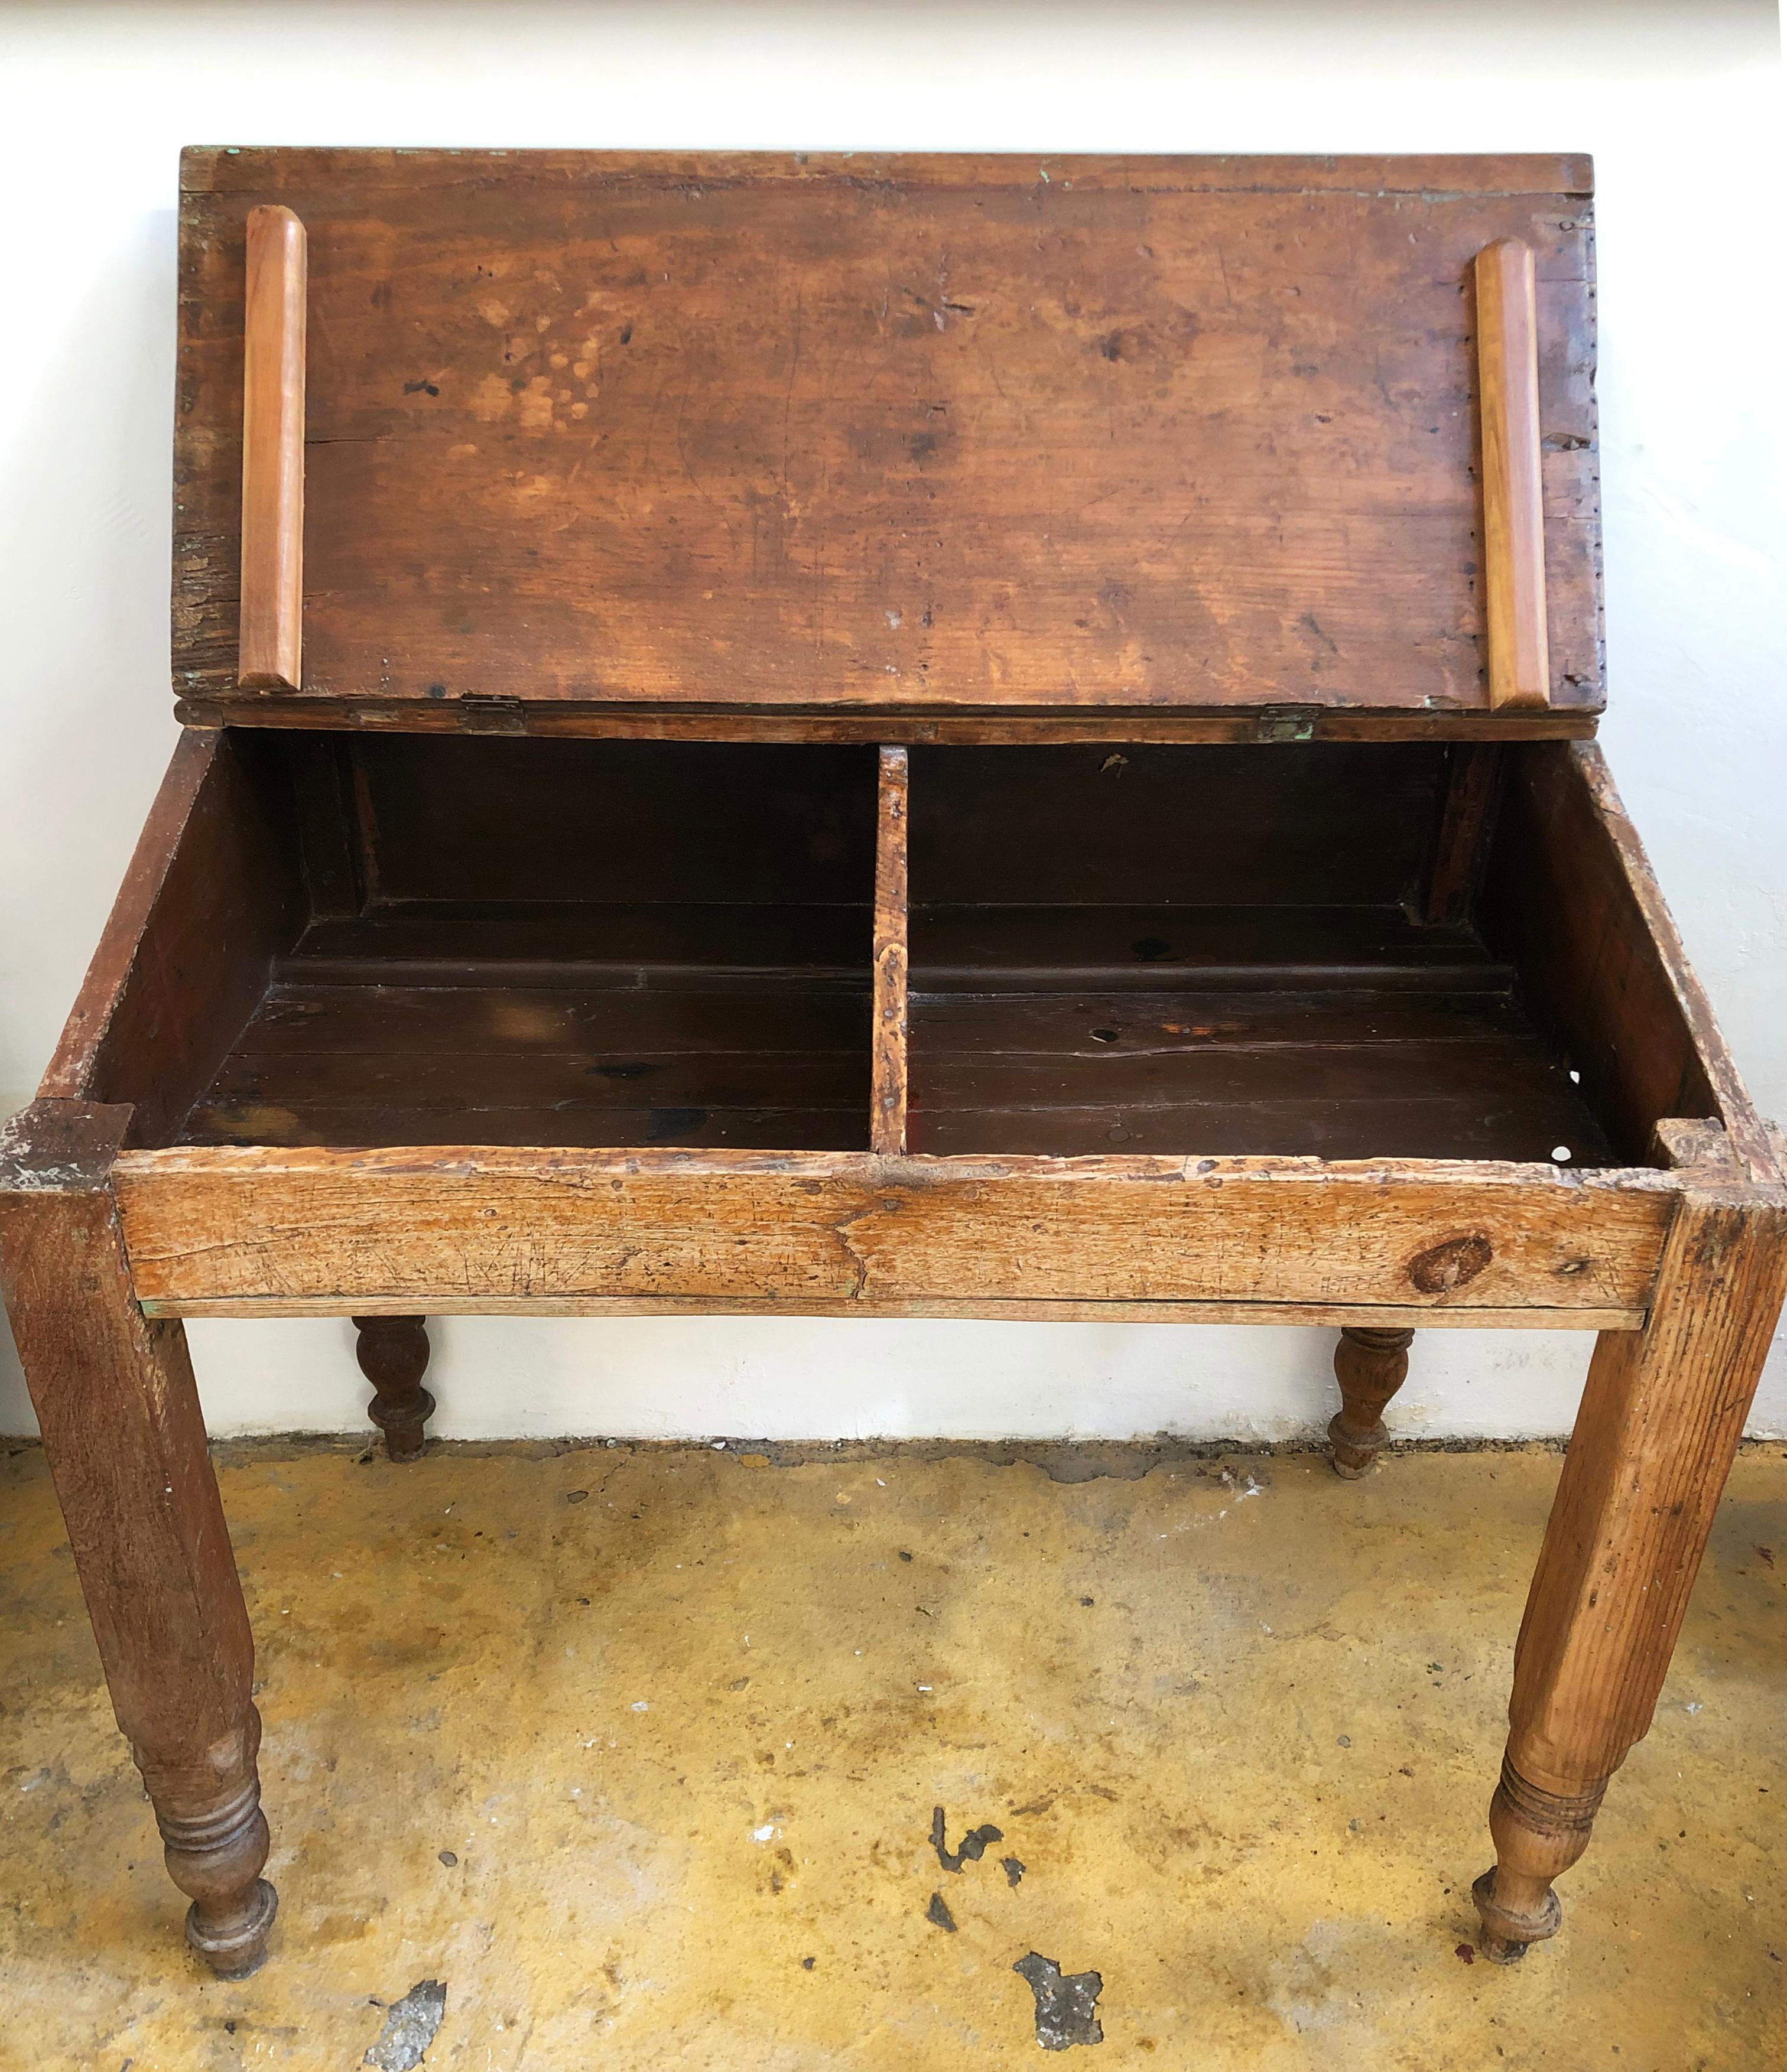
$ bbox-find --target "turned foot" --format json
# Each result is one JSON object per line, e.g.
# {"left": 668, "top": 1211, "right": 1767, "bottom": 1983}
{"left": 1328, "top": 1326, "right": 1414, "bottom": 1477}
{"left": 353, "top": 1315, "right": 434, "bottom": 1462}
{"left": 139, "top": 1707, "right": 278, "bottom": 1978}
{"left": 1471, "top": 1755, "right": 1604, "bottom": 1963}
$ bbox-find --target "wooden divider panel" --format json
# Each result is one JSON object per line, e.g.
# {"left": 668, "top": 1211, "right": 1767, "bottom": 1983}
{"left": 872, "top": 747, "right": 911, "bottom": 1154}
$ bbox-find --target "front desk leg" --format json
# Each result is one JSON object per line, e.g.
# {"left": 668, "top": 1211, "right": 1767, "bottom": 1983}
{"left": 0, "top": 1103, "right": 276, "bottom": 1977}
{"left": 1474, "top": 1185, "right": 1787, "bottom": 1961}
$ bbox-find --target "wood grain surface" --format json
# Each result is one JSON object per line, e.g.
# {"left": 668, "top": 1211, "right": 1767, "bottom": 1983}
{"left": 113, "top": 1143, "right": 1672, "bottom": 1314}
{"left": 1474, "top": 240, "right": 1550, "bottom": 710}
{"left": 1506, "top": 1180, "right": 1787, "bottom": 1793}
{"left": 173, "top": 151, "right": 1602, "bottom": 720}
{"left": 0, "top": 1100, "right": 277, "bottom": 1974}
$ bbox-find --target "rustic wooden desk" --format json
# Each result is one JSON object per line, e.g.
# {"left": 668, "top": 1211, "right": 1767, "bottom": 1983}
{"left": 3, "top": 149, "right": 1781, "bottom": 1982}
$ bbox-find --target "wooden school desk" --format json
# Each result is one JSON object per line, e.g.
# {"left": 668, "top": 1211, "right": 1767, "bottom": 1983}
{"left": 3, "top": 150, "right": 1781, "bottom": 1979}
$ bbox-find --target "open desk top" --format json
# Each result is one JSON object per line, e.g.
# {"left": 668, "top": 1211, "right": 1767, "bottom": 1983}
{"left": 173, "top": 149, "right": 1601, "bottom": 736}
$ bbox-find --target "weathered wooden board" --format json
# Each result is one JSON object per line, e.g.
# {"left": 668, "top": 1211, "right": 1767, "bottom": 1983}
{"left": 115, "top": 1144, "right": 1670, "bottom": 1313}
{"left": 41, "top": 730, "right": 307, "bottom": 1146}
{"left": 175, "top": 150, "right": 1601, "bottom": 721}
{"left": 141, "top": 1294, "right": 1645, "bottom": 1329}
{"left": 1481, "top": 743, "right": 1773, "bottom": 1179}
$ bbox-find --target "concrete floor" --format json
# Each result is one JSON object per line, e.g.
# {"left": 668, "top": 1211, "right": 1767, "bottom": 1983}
{"left": 1, "top": 1436, "right": 1783, "bottom": 2070}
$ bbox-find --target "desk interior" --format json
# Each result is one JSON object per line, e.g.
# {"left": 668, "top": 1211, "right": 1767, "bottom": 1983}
{"left": 85, "top": 731, "right": 1708, "bottom": 1167}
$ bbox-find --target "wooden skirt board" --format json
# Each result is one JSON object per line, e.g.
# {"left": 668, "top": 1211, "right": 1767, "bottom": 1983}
{"left": 2, "top": 148, "right": 1784, "bottom": 1997}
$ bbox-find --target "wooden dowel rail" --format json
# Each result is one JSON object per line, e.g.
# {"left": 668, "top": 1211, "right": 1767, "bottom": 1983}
{"left": 871, "top": 744, "right": 911, "bottom": 1154}
{"left": 238, "top": 205, "right": 307, "bottom": 691}
{"left": 1475, "top": 238, "right": 1550, "bottom": 711}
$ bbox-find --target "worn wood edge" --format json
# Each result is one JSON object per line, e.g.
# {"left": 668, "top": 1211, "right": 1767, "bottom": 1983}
{"left": 1476, "top": 239, "right": 1551, "bottom": 711}
{"left": 139, "top": 1294, "right": 1642, "bottom": 1329}
{"left": 238, "top": 205, "right": 306, "bottom": 691}
{"left": 871, "top": 745, "right": 909, "bottom": 1155}
{"left": 1569, "top": 743, "right": 1775, "bottom": 1183}
{"left": 38, "top": 736, "right": 223, "bottom": 1099}
{"left": 173, "top": 700, "right": 1604, "bottom": 743}
{"left": 1650, "top": 1116, "right": 1744, "bottom": 1177}
{"left": 0, "top": 1100, "right": 136, "bottom": 1196}
{"left": 111, "top": 1141, "right": 1690, "bottom": 1193}
{"left": 179, "top": 147, "right": 1595, "bottom": 199}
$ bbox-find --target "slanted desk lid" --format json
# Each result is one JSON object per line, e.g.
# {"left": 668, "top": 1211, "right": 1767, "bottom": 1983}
{"left": 174, "top": 149, "right": 1600, "bottom": 730}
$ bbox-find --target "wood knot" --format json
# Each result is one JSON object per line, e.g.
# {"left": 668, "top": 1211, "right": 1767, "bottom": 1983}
{"left": 1407, "top": 1232, "right": 1493, "bottom": 1294}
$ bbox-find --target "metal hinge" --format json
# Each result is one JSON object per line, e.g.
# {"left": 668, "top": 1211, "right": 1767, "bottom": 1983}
{"left": 1255, "top": 705, "right": 1318, "bottom": 743}
{"left": 456, "top": 694, "right": 528, "bottom": 735}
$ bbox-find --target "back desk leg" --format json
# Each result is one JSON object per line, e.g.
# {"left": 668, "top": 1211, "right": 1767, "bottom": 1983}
{"left": 1328, "top": 1326, "right": 1415, "bottom": 1477}
{"left": 1474, "top": 1185, "right": 1787, "bottom": 1960}
{"left": 0, "top": 1102, "right": 276, "bottom": 1977}
{"left": 354, "top": 1315, "right": 435, "bottom": 1461}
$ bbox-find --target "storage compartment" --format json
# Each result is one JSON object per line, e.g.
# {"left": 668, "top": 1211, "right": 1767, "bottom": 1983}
{"left": 79, "top": 730, "right": 1720, "bottom": 1167}
{"left": 903, "top": 742, "right": 1711, "bottom": 1167}
{"left": 91, "top": 733, "right": 877, "bottom": 1150}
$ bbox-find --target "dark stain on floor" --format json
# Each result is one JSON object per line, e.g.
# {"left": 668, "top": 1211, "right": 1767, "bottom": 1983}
{"left": 931, "top": 1804, "right": 1004, "bottom": 1872}
{"left": 1014, "top": 1953, "right": 1104, "bottom": 2051}
{"left": 363, "top": 1979, "right": 448, "bottom": 2070}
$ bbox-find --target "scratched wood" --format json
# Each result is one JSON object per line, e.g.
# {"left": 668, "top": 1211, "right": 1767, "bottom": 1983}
{"left": 113, "top": 1145, "right": 1672, "bottom": 1313}
{"left": 173, "top": 149, "right": 1602, "bottom": 720}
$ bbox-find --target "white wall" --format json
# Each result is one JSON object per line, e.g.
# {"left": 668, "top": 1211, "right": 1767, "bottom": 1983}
{"left": 1, "top": 1, "right": 1782, "bottom": 1443}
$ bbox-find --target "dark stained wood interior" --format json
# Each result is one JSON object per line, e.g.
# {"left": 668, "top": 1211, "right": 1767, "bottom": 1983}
{"left": 69, "top": 729, "right": 1714, "bottom": 1166}
{"left": 1479, "top": 741, "right": 1723, "bottom": 1163}
{"left": 73, "top": 732, "right": 309, "bottom": 1148}
{"left": 189, "top": 736, "right": 879, "bottom": 1150}
{"left": 902, "top": 742, "right": 1605, "bottom": 1163}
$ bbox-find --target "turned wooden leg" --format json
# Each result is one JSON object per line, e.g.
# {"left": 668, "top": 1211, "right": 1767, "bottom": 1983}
{"left": 1474, "top": 1180, "right": 1787, "bottom": 1962}
{"left": 0, "top": 1102, "right": 276, "bottom": 1977}
{"left": 1328, "top": 1326, "right": 1414, "bottom": 1477}
{"left": 353, "top": 1315, "right": 434, "bottom": 1461}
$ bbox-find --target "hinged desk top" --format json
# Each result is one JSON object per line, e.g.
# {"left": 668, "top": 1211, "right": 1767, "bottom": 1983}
{"left": 174, "top": 149, "right": 1600, "bottom": 729}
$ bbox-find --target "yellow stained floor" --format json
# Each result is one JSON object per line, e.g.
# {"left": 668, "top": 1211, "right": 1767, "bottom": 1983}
{"left": 1, "top": 1435, "right": 1783, "bottom": 2070}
